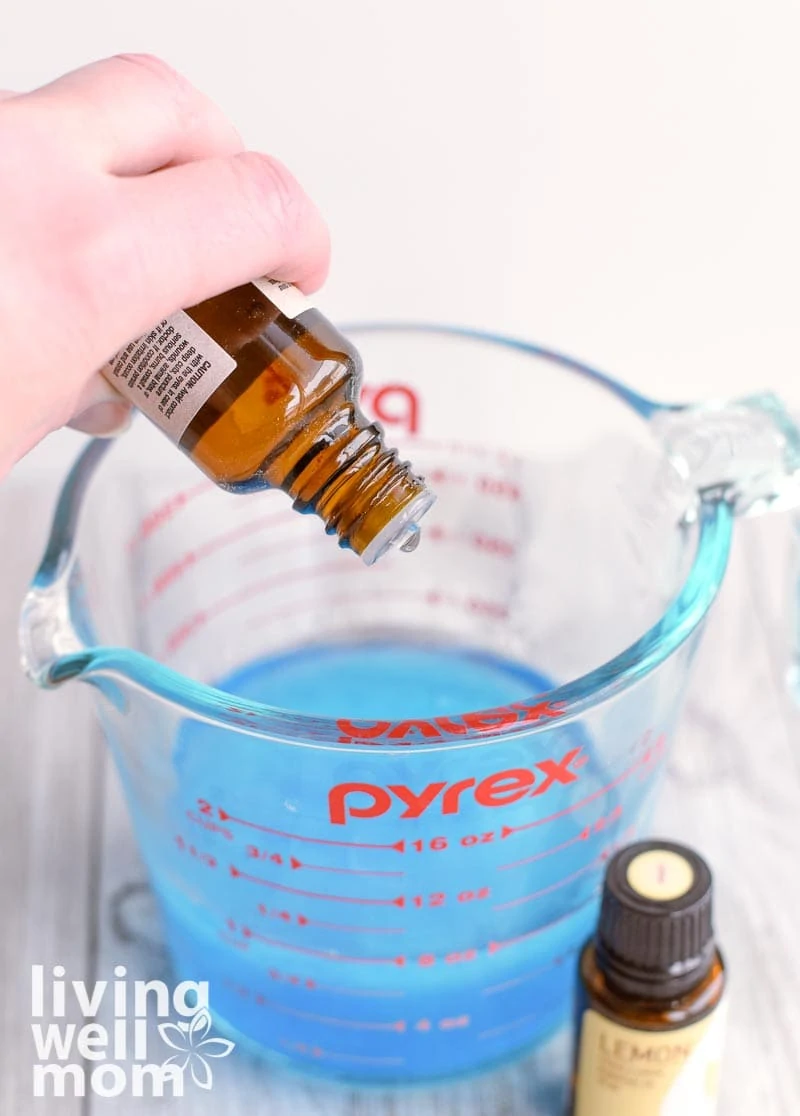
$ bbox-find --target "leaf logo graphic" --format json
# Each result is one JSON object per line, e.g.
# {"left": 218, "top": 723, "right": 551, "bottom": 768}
{"left": 158, "top": 1008, "right": 235, "bottom": 1090}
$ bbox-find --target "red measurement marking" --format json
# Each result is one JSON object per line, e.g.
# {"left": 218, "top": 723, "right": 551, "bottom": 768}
{"left": 300, "top": 915, "right": 405, "bottom": 935}
{"left": 257, "top": 998, "right": 406, "bottom": 1032}
{"left": 257, "top": 906, "right": 405, "bottom": 935}
{"left": 471, "top": 532, "right": 516, "bottom": 558}
{"left": 482, "top": 961, "right": 557, "bottom": 997}
{"left": 230, "top": 864, "right": 405, "bottom": 907}
{"left": 246, "top": 586, "right": 412, "bottom": 634}
{"left": 280, "top": 1038, "right": 405, "bottom": 1067}
{"left": 314, "top": 982, "right": 405, "bottom": 1000}
{"left": 161, "top": 561, "right": 347, "bottom": 655}
{"left": 428, "top": 467, "right": 468, "bottom": 486}
{"left": 425, "top": 592, "right": 509, "bottom": 620}
{"left": 128, "top": 482, "right": 211, "bottom": 552}
{"left": 165, "top": 612, "right": 208, "bottom": 655}
{"left": 482, "top": 948, "right": 579, "bottom": 996}
{"left": 174, "top": 835, "right": 218, "bottom": 868}
{"left": 500, "top": 739, "right": 663, "bottom": 840}
{"left": 479, "top": 1012, "right": 539, "bottom": 1041}
{"left": 215, "top": 806, "right": 406, "bottom": 852}
{"left": 476, "top": 475, "right": 521, "bottom": 501}
{"left": 185, "top": 811, "right": 233, "bottom": 839}
{"left": 241, "top": 926, "right": 405, "bottom": 967}
{"left": 361, "top": 382, "right": 420, "bottom": 436}
{"left": 217, "top": 932, "right": 249, "bottom": 951}
{"left": 498, "top": 827, "right": 591, "bottom": 870}
{"left": 143, "top": 512, "right": 291, "bottom": 603}
{"left": 493, "top": 855, "right": 604, "bottom": 911}
{"left": 289, "top": 856, "right": 404, "bottom": 878}
{"left": 487, "top": 904, "right": 598, "bottom": 956}
{"left": 264, "top": 970, "right": 316, "bottom": 990}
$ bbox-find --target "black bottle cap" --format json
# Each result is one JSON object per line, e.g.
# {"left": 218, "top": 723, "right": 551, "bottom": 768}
{"left": 595, "top": 839, "right": 716, "bottom": 1000}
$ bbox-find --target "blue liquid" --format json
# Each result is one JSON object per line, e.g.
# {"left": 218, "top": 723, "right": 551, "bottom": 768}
{"left": 205, "top": 639, "right": 552, "bottom": 719}
{"left": 146, "top": 640, "right": 638, "bottom": 1085}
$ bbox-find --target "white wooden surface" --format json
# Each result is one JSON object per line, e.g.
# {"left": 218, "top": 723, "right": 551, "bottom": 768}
{"left": 1, "top": 479, "right": 799, "bottom": 1114}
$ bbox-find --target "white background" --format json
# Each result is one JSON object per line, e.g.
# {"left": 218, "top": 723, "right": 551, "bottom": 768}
{"left": 2, "top": 0, "right": 800, "bottom": 477}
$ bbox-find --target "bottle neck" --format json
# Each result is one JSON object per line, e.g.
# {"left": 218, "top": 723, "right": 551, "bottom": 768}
{"left": 264, "top": 402, "right": 434, "bottom": 564}
{"left": 596, "top": 937, "right": 717, "bottom": 1002}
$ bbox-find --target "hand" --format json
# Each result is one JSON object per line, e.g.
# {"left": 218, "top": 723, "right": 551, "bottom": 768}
{"left": 0, "top": 54, "right": 329, "bottom": 476}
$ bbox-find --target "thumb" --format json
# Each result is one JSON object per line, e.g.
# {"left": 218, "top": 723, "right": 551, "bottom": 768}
{"left": 68, "top": 375, "right": 133, "bottom": 436}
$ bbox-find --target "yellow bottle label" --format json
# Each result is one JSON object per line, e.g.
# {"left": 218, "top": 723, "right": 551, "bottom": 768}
{"left": 574, "top": 1003, "right": 727, "bottom": 1116}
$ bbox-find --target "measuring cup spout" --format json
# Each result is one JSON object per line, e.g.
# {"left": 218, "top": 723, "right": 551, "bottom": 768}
{"left": 650, "top": 392, "right": 800, "bottom": 517}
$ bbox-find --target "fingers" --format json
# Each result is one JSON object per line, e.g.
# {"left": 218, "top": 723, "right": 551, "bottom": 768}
{"left": 67, "top": 375, "right": 132, "bottom": 436}
{"left": 90, "top": 151, "right": 330, "bottom": 341}
{"left": 20, "top": 54, "right": 243, "bottom": 175}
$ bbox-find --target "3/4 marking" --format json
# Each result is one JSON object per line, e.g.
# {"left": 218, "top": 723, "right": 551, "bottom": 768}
{"left": 289, "top": 856, "right": 404, "bottom": 878}
{"left": 245, "top": 847, "right": 403, "bottom": 877}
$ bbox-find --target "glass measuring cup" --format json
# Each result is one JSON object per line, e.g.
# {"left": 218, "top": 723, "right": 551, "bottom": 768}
{"left": 20, "top": 326, "right": 800, "bottom": 1086}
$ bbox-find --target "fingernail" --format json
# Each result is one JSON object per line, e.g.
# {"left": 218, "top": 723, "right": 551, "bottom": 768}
{"left": 70, "top": 402, "right": 133, "bottom": 437}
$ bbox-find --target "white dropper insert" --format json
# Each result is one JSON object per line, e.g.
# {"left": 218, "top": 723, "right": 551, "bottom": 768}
{"left": 359, "top": 490, "right": 436, "bottom": 566}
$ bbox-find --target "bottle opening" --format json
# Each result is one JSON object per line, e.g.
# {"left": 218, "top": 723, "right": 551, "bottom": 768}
{"left": 359, "top": 490, "right": 436, "bottom": 566}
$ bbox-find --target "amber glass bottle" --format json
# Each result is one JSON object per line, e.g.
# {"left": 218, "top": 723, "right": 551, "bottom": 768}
{"left": 102, "top": 277, "right": 434, "bottom": 564}
{"left": 572, "top": 840, "right": 727, "bottom": 1116}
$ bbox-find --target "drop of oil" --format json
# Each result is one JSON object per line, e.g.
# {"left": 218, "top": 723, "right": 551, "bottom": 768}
{"left": 400, "top": 526, "right": 421, "bottom": 553}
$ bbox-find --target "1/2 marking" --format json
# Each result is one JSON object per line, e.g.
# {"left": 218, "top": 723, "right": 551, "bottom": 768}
{"left": 174, "top": 835, "right": 218, "bottom": 868}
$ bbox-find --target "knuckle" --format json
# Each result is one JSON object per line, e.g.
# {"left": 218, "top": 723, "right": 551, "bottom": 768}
{"left": 230, "top": 151, "right": 305, "bottom": 242}
{"left": 113, "top": 52, "right": 187, "bottom": 89}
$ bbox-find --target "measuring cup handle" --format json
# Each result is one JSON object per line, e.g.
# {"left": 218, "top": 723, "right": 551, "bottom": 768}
{"left": 651, "top": 392, "right": 800, "bottom": 518}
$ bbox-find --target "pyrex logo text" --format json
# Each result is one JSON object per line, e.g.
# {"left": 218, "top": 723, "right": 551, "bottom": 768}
{"left": 329, "top": 747, "right": 584, "bottom": 825}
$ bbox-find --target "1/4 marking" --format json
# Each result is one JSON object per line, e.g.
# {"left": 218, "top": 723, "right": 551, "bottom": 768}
{"left": 256, "top": 906, "right": 406, "bottom": 935}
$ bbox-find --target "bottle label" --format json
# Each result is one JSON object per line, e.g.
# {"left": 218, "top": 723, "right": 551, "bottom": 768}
{"left": 573, "top": 1003, "right": 728, "bottom": 1116}
{"left": 251, "top": 276, "right": 313, "bottom": 318}
{"left": 104, "top": 312, "right": 236, "bottom": 440}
